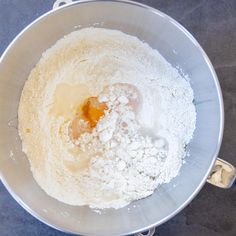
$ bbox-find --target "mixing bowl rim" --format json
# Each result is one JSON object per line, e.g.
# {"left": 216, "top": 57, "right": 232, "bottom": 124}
{"left": 0, "top": 0, "right": 224, "bottom": 235}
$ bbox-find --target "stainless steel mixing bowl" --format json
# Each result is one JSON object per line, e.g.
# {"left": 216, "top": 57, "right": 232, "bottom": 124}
{"left": 0, "top": 0, "right": 234, "bottom": 235}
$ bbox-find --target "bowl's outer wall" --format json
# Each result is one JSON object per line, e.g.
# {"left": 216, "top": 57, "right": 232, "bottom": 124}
{"left": 0, "top": 1, "right": 223, "bottom": 235}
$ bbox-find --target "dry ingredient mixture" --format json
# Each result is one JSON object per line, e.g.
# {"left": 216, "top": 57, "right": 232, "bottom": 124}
{"left": 18, "top": 28, "right": 196, "bottom": 209}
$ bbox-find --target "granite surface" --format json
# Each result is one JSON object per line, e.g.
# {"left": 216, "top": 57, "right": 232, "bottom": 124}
{"left": 0, "top": 0, "right": 236, "bottom": 235}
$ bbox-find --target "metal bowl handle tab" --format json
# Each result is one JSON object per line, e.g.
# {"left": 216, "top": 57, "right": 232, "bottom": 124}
{"left": 53, "top": 0, "right": 74, "bottom": 9}
{"left": 134, "top": 227, "right": 156, "bottom": 236}
{"left": 207, "top": 158, "right": 236, "bottom": 188}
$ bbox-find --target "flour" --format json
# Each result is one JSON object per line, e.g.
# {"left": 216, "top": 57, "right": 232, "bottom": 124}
{"left": 18, "top": 28, "right": 196, "bottom": 209}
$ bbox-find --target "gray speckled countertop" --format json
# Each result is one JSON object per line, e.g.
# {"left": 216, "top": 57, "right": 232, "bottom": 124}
{"left": 0, "top": 0, "right": 236, "bottom": 235}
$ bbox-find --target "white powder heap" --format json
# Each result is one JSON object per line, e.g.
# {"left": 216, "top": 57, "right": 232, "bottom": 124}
{"left": 73, "top": 84, "right": 170, "bottom": 208}
{"left": 18, "top": 28, "right": 196, "bottom": 209}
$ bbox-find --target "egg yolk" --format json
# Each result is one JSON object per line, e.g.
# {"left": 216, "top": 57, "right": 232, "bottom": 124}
{"left": 71, "top": 97, "right": 108, "bottom": 139}
{"left": 82, "top": 97, "right": 108, "bottom": 128}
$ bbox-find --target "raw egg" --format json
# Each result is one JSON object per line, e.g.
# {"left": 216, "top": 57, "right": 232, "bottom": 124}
{"left": 70, "top": 97, "right": 108, "bottom": 139}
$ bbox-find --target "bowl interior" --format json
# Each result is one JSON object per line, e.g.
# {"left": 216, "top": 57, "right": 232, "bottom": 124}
{"left": 0, "top": 1, "right": 223, "bottom": 235}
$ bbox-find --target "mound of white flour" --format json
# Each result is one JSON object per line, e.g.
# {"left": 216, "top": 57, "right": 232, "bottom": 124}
{"left": 18, "top": 28, "right": 196, "bottom": 209}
